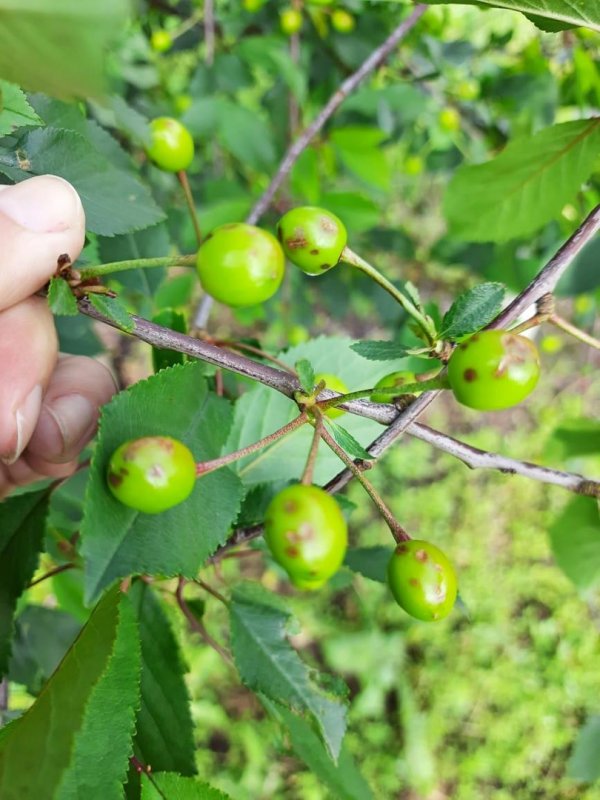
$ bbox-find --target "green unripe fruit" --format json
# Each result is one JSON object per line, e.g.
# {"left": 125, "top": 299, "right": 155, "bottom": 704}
{"left": 387, "top": 540, "right": 457, "bottom": 621}
{"left": 314, "top": 372, "right": 348, "bottom": 419}
{"left": 404, "top": 155, "right": 424, "bottom": 176}
{"left": 107, "top": 436, "right": 196, "bottom": 514}
{"left": 277, "top": 206, "right": 347, "bottom": 275}
{"left": 196, "top": 223, "right": 285, "bottom": 307}
{"left": 280, "top": 7, "right": 303, "bottom": 34}
{"left": 331, "top": 9, "right": 355, "bottom": 33}
{"left": 243, "top": 0, "right": 265, "bottom": 9}
{"left": 438, "top": 107, "right": 461, "bottom": 132}
{"left": 370, "top": 371, "right": 420, "bottom": 403}
{"left": 264, "top": 484, "right": 348, "bottom": 589}
{"left": 453, "top": 78, "right": 479, "bottom": 101}
{"left": 147, "top": 117, "right": 194, "bottom": 172}
{"left": 174, "top": 94, "right": 192, "bottom": 114}
{"left": 447, "top": 330, "right": 540, "bottom": 411}
{"left": 151, "top": 29, "right": 173, "bottom": 53}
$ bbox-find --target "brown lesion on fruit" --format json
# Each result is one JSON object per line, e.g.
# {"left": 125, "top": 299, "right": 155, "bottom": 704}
{"left": 415, "top": 549, "right": 428, "bottom": 562}
{"left": 396, "top": 544, "right": 409, "bottom": 554}
{"left": 463, "top": 368, "right": 477, "bottom": 382}
{"left": 409, "top": 578, "right": 420, "bottom": 587}
{"left": 310, "top": 249, "right": 319, "bottom": 255}
{"left": 147, "top": 464, "right": 166, "bottom": 481}
{"left": 283, "top": 500, "right": 298, "bottom": 513}
{"left": 286, "top": 522, "right": 315, "bottom": 543}
{"left": 285, "top": 546, "right": 300, "bottom": 558}
{"left": 285, "top": 227, "right": 308, "bottom": 250}
{"left": 320, "top": 264, "right": 331, "bottom": 271}
{"left": 496, "top": 333, "right": 536, "bottom": 377}
{"left": 319, "top": 216, "right": 337, "bottom": 234}
{"left": 107, "top": 471, "right": 123, "bottom": 487}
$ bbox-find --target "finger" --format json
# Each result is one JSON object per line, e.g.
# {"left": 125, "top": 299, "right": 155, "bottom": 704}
{"left": 0, "top": 457, "right": 79, "bottom": 502}
{"left": 0, "top": 175, "right": 85, "bottom": 312}
{"left": 25, "top": 355, "right": 117, "bottom": 471}
{"left": 0, "top": 297, "right": 58, "bottom": 464}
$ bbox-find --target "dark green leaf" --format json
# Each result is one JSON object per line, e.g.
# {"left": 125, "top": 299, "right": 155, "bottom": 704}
{"left": 230, "top": 582, "right": 347, "bottom": 761}
{"left": 295, "top": 359, "right": 315, "bottom": 393}
{"left": 567, "top": 716, "right": 600, "bottom": 782}
{"left": 344, "top": 546, "right": 394, "bottom": 583}
{"left": 81, "top": 362, "right": 244, "bottom": 604}
{"left": 440, "top": 283, "right": 505, "bottom": 340}
{"left": 0, "top": 81, "right": 42, "bottom": 136}
{"left": 130, "top": 583, "right": 196, "bottom": 776}
{"left": 47, "top": 277, "right": 78, "bottom": 316}
{"left": 0, "top": 587, "right": 141, "bottom": 800}
{"left": 325, "top": 420, "right": 373, "bottom": 461}
{"left": 141, "top": 772, "right": 232, "bottom": 800}
{"left": 265, "top": 700, "right": 373, "bottom": 800}
{"left": 151, "top": 309, "right": 187, "bottom": 373}
{"left": 351, "top": 340, "right": 411, "bottom": 361}
{"left": 444, "top": 120, "right": 600, "bottom": 242}
{"left": 545, "top": 419, "right": 600, "bottom": 460}
{"left": 424, "top": 0, "right": 600, "bottom": 32}
{"left": 549, "top": 497, "right": 600, "bottom": 590}
{"left": 87, "top": 294, "right": 135, "bottom": 333}
{"left": 0, "top": 489, "right": 50, "bottom": 676}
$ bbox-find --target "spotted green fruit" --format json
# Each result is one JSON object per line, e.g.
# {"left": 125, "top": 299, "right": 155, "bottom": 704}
{"left": 447, "top": 330, "right": 540, "bottom": 411}
{"left": 264, "top": 484, "right": 348, "bottom": 589}
{"left": 277, "top": 206, "right": 347, "bottom": 275}
{"left": 196, "top": 223, "right": 285, "bottom": 307}
{"left": 387, "top": 540, "right": 457, "bottom": 621}
{"left": 314, "top": 372, "right": 348, "bottom": 419}
{"left": 147, "top": 117, "right": 194, "bottom": 172}
{"left": 107, "top": 436, "right": 196, "bottom": 514}
{"left": 371, "top": 371, "right": 420, "bottom": 403}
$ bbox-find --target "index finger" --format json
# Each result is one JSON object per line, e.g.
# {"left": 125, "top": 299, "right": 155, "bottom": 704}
{"left": 0, "top": 175, "right": 86, "bottom": 311}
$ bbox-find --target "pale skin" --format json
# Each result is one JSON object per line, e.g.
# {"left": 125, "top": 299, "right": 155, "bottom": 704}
{"left": 0, "top": 175, "right": 116, "bottom": 499}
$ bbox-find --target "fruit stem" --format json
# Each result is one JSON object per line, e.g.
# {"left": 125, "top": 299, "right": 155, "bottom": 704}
{"left": 301, "top": 415, "right": 324, "bottom": 486}
{"left": 177, "top": 170, "right": 203, "bottom": 245}
{"left": 175, "top": 578, "right": 232, "bottom": 664}
{"left": 340, "top": 247, "right": 437, "bottom": 345}
{"left": 318, "top": 418, "right": 410, "bottom": 543}
{"left": 317, "top": 376, "right": 450, "bottom": 413}
{"left": 549, "top": 314, "right": 600, "bottom": 351}
{"left": 79, "top": 254, "right": 196, "bottom": 279}
{"left": 196, "top": 412, "right": 309, "bottom": 476}
{"left": 508, "top": 314, "right": 546, "bottom": 335}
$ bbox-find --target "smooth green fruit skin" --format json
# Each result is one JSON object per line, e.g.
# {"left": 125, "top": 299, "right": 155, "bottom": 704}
{"left": 438, "top": 107, "right": 461, "bottom": 132}
{"left": 314, "top": 372, "right": 348, "bottom": 419}
{"left": 280, "top": 7, "right": 303, "bottom": 34}
{"left": 147, "top": 117, "right": 194, "bottom": 172}
{"left": 371, "top": 371, "right": 418, "bottom": 403}
{"left": 196, "top": 223, "right": 285, "bottom": 307}
{"left": 277, "top": 206, "right": 347, "bottom": 275}
{"left": 264, "top": 484, "right": 348, "bottom": 588}
{"left": 107, "top": 436, "right": 196, "bottom": 514}
{"left": 387, "top": 540, "right": 457, "bottom": 622}
{"left": 447, "top": 330, "right": 540, "bottom": 411}
{"left": 331, "top": 9, "right": 355, "bottom": 33}
{"left": 151, "top": 30, "right": 173, "bottom": 52}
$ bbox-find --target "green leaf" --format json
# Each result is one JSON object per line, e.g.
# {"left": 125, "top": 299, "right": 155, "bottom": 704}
{"left": 295, "top": 359, "right": 315, "bottom": 393}
{"left": 444, "top": 120, "right": 600, "bottom": 242}
{"left": 424, "top": 0, "right": 600, "bottom": 32}
{"left": 0, "top": 81, "right": 42, "bottom": 136}
{"left": 325, "top": 419, "right": 373, "bottom": 461}
{"left": 217, "top": 101, "right": 275, "bottom": 172}
{"left": 0, "top": 0, "right": 130, "bottom": 99}
{"left": 81, "top": 362, "right": 244, "bottom": 604}
{"left": 344, "top": 546, "right": 394, "bottom": 583}
{"left": 265, "top": 700, "right": 374, "bottom": 800}
{"left": 330, "top": 126, "right": 391, "bottom": 191}
{"left": 549, "top": 497, "right": 600, "bottom": 591}
{"left": 141, "top": 772, "right": 232, "bottom": 800}
{"left": 545, "top": 418, "right": 600, "bottom": 460}
{"left": 130, "top": 583, "right": 196, "bottom": 776}
{"left": 440, "top": 283, "right": 505, "bottom": 340}
{"left": 87, "top": 294, "right": 135, "bottom": 333}
{"left": 0, "top": 587, "right": 141, "bottom": 800}
{"left": 351, "top": 340, "right": 411, "bottom": 361}
{"left": 1, "top": 128, "right": 165, "bottom": 236}
{"left": 47, "top": 277, "right": 78, "bottom": 316}
{"left": 567, "top": 716, "right": 600, "bottom": 782}
{"left": 152, "top": 309, "right": 188, "bottom": 373}
{"left": 0, "top": 489, "right": 50, "bottom": 676}
{"left": 227, "top": 337, "right": 414, "bottom": 488}
{"left": 230, "top": 582, "right": 348, "bottom": 761}
{"left": 8, "top": 606, "right": 81, "bottom": 695}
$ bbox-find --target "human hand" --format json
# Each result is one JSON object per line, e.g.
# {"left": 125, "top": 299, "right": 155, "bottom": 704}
{"left": 0, "top": 175, "right": 117, "bottom": 498}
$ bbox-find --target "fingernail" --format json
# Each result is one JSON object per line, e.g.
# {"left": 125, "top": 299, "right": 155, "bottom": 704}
{"left": 36, "top": 394, "right": 97, "bottom": 459}
{"left": 0, "top": 175, "right": 83, "bottom": 234}
{"left": 1, "top": 385, "right": 43, "bottom": 465}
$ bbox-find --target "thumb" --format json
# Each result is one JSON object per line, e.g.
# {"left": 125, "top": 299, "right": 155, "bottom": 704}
{"left": 0, "top": 174, "right": 86, "bottom": 312}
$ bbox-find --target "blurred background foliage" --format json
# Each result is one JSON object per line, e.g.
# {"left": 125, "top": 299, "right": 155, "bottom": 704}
{"left": 2, "top": 0, "right": 600, "bottom": 796}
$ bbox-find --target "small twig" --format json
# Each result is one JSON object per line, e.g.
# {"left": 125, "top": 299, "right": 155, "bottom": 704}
{"left": 0, "top": 678, "right": 8, "bottom": 724}
{"left": 175, "top": 578, "right": 232, "bottom": 663}
{"left": 204, "top": 0, "right": 215, "bottom": 66}
{"left": 319, "top": 420, "right": 409, "bottom": 542}
{"left": 550, "top": 314, "right": 600, "bottom": 350}
{"left": 79, "top": 254, "right": 196, "bottom": 280}
{"left": 177, "top": 171, "right": 202, "bottom": 245}
{"left": 246, "top": 5, "right": 428, "bottom": 225}
{"left": 194, "top": 577, "right": 228, "bottom": 605}
{"left": 27, "top": 562, "right": 76, "bottom": 588}
{"left": 301, "top": 416, "right": 324, "bottom": 485}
